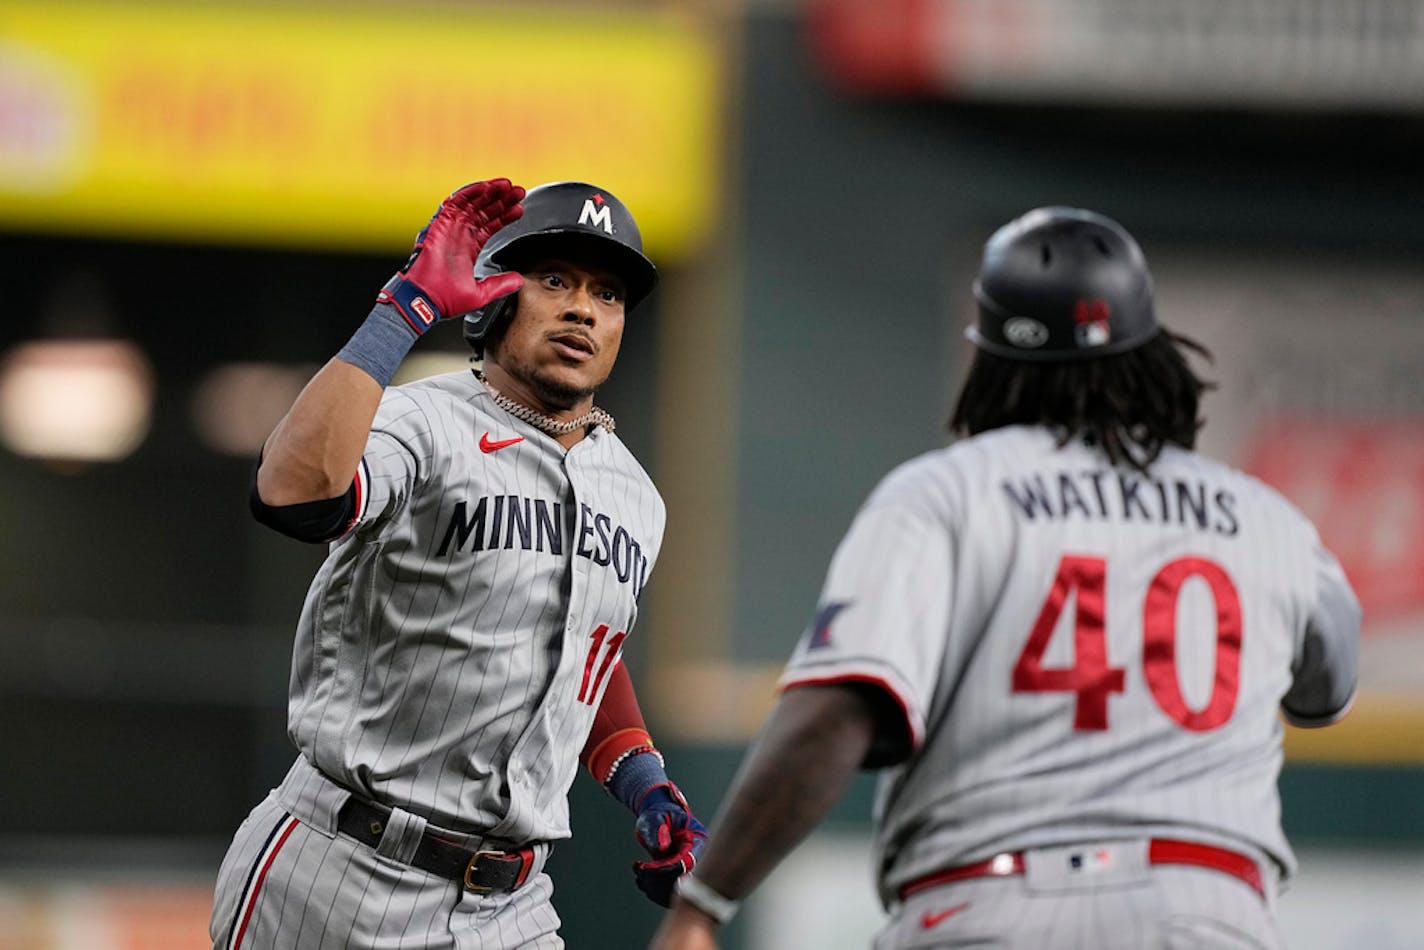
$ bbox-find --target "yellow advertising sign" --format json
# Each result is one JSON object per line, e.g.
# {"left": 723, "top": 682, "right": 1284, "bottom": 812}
{"left": 0, "top": 3, "right": 721, "bottom": 256}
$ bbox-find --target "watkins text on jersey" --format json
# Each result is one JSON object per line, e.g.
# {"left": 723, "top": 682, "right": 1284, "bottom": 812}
{"left": 435, "top": 496, "right": 651, "bottom": 596}
{"left": 1001, "top": 470, "right": 1239, "bottom": 536}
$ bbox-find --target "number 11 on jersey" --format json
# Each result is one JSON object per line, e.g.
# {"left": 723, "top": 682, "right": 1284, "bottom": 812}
{"left": 578, "top": 623, "right": 627, "bottom": 705}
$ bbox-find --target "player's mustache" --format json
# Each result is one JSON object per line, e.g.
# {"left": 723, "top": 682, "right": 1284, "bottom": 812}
{"left": 547, "top": 329, "right": 596, "bottom": 354}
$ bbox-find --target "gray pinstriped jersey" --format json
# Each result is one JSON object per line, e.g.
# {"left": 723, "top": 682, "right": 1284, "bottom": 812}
{"left": 779, "top": 426, "right": 1359, "bottom": 908}
{"left": 287, "top": 369, "right": 664, "bottom": 845}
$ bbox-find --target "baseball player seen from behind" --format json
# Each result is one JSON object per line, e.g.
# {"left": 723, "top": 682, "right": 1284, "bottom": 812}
{"left": 210, "top": 178, "right": 706, "bottom": 950}
{"left": 649, "top": 207, "right": 1360, "bottom": 950}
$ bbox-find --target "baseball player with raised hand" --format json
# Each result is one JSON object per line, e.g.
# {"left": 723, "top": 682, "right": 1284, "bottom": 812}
{"left": 650, "top": 207, "right": 1360, "bottom": 949}
{"left": 210, "top": 178, "right": 706, "bottom": 949}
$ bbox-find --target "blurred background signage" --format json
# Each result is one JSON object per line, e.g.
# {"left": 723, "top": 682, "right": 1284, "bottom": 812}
{"left": 0, "top": 1, "right": 720, "bottom": 255}
{"left": 811, "top": 0, "right": 1424, "bottom": 106}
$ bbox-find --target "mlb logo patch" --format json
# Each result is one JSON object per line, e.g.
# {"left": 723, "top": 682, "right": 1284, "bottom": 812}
{"left": 1073, "top": 298, "right": 1111, "bottom": 348}
{"left": 1068, "top": 848, "right": 1114, "bottom": 872}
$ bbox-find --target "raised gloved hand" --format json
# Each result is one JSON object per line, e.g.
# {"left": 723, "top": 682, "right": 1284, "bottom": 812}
{"left": 377, "top": 178, "right": 526, "bottom": 334}
{"left": 632, "top": 781, "right": 709, "bottom": 907}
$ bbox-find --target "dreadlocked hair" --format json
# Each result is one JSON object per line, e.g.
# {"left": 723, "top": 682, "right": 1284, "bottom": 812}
{"left": 948, "top": 330, "right": 1215, "bottom": 472}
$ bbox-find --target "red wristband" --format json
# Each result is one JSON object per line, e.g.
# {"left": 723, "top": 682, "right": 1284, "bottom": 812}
{"left": 586, "top": 727, "right": 657, "bottom": 785}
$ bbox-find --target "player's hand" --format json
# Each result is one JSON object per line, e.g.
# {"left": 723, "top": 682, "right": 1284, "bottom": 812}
{"left": 632, "top": 782, "right": 708, "bottom": 907}
{"left": 377, "top": 179, "right": 526, "bottom": 334}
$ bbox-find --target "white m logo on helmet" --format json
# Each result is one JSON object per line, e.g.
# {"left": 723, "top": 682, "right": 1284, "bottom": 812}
{"left": 578, "top": 196, "right": 614, "bottom": 234}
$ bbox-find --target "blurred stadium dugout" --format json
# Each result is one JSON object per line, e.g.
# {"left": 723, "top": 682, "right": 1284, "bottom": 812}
{"left": 2, "top": 1, "right": 1422, "bottom": 947}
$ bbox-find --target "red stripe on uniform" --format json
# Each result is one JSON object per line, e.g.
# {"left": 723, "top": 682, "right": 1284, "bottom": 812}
{"left": 353, "top": 467, "right": 365, "bottom": 520}
{"left": 344, "top": 461, "right": 369, "bottom": 536}
{"left": 229, "top": 816, "right": 300, "bottom": 950}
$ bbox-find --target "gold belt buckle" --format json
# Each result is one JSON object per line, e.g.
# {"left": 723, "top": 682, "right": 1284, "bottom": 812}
{"left": 464, "top": 850, "right": 503, "bottom": 892}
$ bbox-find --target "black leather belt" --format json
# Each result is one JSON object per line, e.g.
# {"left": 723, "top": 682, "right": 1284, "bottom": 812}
{"left": 336, "top": 797, "right": 537, "bottom": 893}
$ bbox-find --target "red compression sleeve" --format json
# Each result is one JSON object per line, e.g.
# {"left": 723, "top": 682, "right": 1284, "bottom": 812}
{"left": 581, "top": 661, "right": 659, "bottom": 784}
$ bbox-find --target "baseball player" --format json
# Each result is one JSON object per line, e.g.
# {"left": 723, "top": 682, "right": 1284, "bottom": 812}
{"left": 649, "top": 207, "right": 1361, "bottom": 950}
{"left": 209, "top": 178, "right": 706, "bottom": 950}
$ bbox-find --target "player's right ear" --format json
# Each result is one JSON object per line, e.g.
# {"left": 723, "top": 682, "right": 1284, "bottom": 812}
{"left": 464, "top": 287, "right": 521, "bottom": 361}
{"left": 479, "top": 298, "right": 518, "bottom": 357}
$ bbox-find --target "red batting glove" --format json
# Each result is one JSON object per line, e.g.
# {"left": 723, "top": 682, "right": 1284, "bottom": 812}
{"left": 377, "top": 179, "right": 527, "bottom": 334}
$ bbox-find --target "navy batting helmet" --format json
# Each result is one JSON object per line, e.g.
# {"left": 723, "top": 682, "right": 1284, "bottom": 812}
{"left": 967, "top": 207, "right": 1159, "bottom": 361}
{"left": 463, "top": 181, "right": 658, "bottom": 351}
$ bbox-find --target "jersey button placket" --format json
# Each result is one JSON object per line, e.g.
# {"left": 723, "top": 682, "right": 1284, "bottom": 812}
{"left": 564, "top": 470, "right": 590, "bottom": 667}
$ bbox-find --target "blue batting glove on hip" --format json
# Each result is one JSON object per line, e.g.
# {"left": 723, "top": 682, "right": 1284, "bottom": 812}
{"left": 632, "top": 782, "right": 708, "bottom": 908}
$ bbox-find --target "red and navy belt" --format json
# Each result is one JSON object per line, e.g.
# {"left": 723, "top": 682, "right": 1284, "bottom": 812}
{"left": 899, "top": 838, "right": 1265, "bottom": 901}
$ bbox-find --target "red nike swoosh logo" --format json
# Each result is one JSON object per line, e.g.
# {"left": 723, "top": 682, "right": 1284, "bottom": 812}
{"left": 920, "top": 903, "right": 969, "bottom": 929}
{"left": 479, "top": 433, "right": 524, "bottom": 453}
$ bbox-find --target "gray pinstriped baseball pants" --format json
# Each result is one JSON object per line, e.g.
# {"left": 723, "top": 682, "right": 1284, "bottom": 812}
{"left": 210, "top": 755, "right": 562, "bottom": 950}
